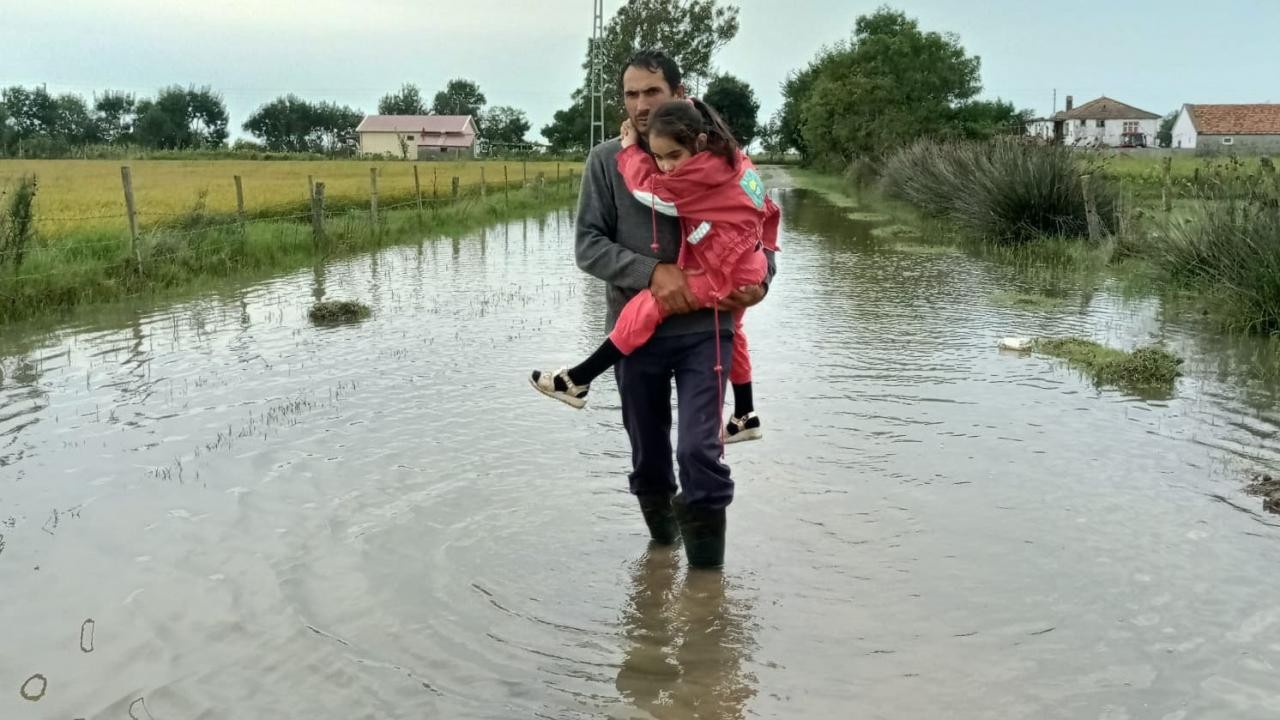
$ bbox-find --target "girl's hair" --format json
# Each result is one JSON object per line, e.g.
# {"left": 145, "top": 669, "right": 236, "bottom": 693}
{"left": 649, "top": 98, "right": 739, "bottom": 167}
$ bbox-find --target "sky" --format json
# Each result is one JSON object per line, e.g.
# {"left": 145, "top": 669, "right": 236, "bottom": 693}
{"left": 3, "top": 0, "right": 1279, "bottom": 142}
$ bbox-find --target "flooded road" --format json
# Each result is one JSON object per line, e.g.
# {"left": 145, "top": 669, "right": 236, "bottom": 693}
{"left": 3, "top": 177, "right": 1280, "bottom": 719}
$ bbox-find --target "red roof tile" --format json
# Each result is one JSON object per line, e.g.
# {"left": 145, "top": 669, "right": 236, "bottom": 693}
{"left": 1186, "top": 104, "right": 1280, "bottom": 135}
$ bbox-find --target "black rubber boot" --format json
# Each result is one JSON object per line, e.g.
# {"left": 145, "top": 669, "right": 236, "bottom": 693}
{"left": 637, "top": 494, "right": 679, "bottom": 545}
{"left": 672, "top": 493, "right": 726, "bottom": 569}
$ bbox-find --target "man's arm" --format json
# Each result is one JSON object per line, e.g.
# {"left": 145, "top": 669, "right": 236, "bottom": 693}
{"left": 574, "top": 146, "right": 659, "bottom": 290}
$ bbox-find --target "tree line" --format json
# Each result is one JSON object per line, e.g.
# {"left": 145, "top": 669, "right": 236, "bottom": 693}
{"left": 0, "top": 78, "right": 533, "bottom": 158}
{"left": 538, "top": 1, "right": 1029, "bottom": 165}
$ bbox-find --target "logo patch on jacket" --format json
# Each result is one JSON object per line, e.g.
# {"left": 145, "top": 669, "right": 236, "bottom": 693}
{"left": 740, "top": 169, "right": 765, "bottom": 209}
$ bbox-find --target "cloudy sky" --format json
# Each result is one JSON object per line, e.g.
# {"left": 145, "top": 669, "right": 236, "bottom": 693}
{"left": 3, "top": 0, "right": 1277, "bottom": 141}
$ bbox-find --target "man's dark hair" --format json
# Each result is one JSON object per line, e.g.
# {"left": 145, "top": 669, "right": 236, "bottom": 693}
{"left": 618, "top": 49, "right": 683, "bottom": 92}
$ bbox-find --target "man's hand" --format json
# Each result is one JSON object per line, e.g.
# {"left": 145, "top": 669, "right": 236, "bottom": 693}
{"left": 620, "top": 119, "right": 637, "bottom": 148}
{"left": 650, "top": 263, "right": 700, "bottom": 315}
{"left": 717, "top": 284, "right": 766, "bottom": 312}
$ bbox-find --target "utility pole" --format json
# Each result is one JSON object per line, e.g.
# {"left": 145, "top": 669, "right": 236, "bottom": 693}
{"left": 588, "top": 0, "right": 605, "bottom": 149}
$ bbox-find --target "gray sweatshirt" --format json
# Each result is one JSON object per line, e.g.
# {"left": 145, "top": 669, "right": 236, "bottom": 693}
{"left": 574, "top": 138, "right": 777, "bottom": 336}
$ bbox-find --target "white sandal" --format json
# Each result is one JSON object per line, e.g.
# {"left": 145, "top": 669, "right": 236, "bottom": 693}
{"left": 529, "top": 368, "right": 589, "bottom": 409}
{"left": 724, "top": 411, "right": 763, "bottom": 443}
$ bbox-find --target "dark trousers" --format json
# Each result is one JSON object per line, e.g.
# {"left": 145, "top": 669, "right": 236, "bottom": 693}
{"left": 615, "top": 329, "right": 734, "bottom": 511}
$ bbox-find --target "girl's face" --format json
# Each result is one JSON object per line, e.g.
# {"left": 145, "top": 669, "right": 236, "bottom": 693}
{"left": 649, "top": 132, "right": 705, "bottom": 173}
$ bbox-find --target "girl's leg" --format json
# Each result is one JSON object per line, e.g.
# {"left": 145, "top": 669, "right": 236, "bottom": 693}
{"left": 530, "top": 290, "right": 667, "bottom": 409}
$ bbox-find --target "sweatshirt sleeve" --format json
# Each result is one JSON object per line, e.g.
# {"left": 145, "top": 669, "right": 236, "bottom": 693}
{"left": 616, "top": 145, "right": 681, "bottom": 217}
{"left": 574, "top": 145, "right": 660, "bottom": 290}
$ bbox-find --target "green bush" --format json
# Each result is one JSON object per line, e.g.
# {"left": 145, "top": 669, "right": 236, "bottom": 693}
{"left": 880, "top": 139, "right": 1118, "bottom": 244}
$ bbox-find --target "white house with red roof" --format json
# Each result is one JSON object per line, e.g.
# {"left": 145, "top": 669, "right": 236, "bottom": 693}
{"left": 355, "top": 115, "right": 478, "bottom": 159}
{"left": 1171, "top": 104, "right": 1280, "bottom": 154}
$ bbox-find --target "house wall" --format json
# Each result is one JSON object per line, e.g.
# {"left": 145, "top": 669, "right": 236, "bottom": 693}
{"left": 359, "top": 132, "right": 420, "bottom": 158}
{"left": 1170, "top": 107, "right": 1198, "bottom": 150}
{"left": 1026, "top": 120, "right": 1055, "bottom": 140}
{"left": 1194, "top": 134, "right": 1280, "bottom": 155}
{"left": 416, "top": 145, "right": 472, "bottom": 161}
{"left": 1065, "top": 117, "right": 1159, "bottom": 147}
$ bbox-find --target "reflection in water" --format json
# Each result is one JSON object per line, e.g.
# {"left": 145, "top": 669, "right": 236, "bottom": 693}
{"left": 617, "top": 550, "right": 757, "bottom": 720}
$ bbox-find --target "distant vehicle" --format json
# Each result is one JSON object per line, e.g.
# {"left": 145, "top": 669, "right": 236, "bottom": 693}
{"left": 1119, "top": 132, "right": 1148, "bottom": 148}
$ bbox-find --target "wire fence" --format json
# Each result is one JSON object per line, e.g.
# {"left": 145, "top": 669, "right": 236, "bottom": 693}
{"left": 0, "top": 162, "right": 583, "bottom": 295}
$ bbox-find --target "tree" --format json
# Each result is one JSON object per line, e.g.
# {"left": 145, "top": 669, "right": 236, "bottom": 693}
{"left": 1157, "top": 111, "right": 1177, "bottom": 148}
{"left": 432, "top": 78, "right": 486, "bottom": 118}
{"left": 378, "top": 84, "right": 427, "bottom": 115}
{"left": 758, "top": 116, "right": 784, "bottom": 154}
{"left": 542, "top": 0, "right": 740, "bottom": 152}
{"left": 94, "top": 90, "right": 136, "bottom": 143}
{"left": 132, "top": 85, "right": 229, "bottom": 149}
{"left": 948, "top": 99, "right": 1028, "bottom": 140}
{"left": 482, "top": 105, "right": 531, "bottom": 147}
{"left": 53, "top": 93, "right": 101, "bottom": 145}
{"left": 703, "top": 74, "right": 759, "bottom": 148}
{"left": 312, "top": 101, "right": 363, "bottom": 154}
{"left": 792, "top": 7, "right": 983, "bottom": 166}
{"left": 243, "top": 94, "right": 316, "bottom": 152}
{"left": 775, "top": 45, "right": 842, "bottom": 157}
{"left": 187, "top": 86, "right": 229, "bottom": 147}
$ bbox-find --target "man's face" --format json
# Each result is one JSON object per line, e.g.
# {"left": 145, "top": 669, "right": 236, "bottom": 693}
{"left": 622, "top": 66, "right": 682, "bottom": 135}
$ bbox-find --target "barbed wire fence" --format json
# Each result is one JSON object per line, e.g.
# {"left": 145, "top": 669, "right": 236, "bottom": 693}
{"left": 0, "top": 162, "right": 583, "bottom": 296}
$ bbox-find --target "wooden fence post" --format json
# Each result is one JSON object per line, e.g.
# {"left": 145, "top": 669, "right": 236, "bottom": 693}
{"left": 233, "top": 174, "right": 246, "bottom": 231}
{"left": 523, "top": 160, "right": 528, "bottom": 187}
{"left": 413, "top": 165, "right": 423, "bottom": 214}
{"left": 1162, "top": 155, "right": 1173, "bottom": 213}
{"left": 480, "top": 166, "right": 487, "bottom": 198}
{"left": 369, "top": 167, "right": 379, "bottom": 225}
{"left": 1082, "top": 174, "right": 1102, "bottom": 242}
{"left": 537, "top": 172, "right": 545, "bottom": 201}
{"left": 308, "top": 174, "right": 315, "bottom": 200}
{"left": 433, "top": 167, "right": 439, "bottom": 199}
{"left": 557, "top": 163, "right": 561, "bottom": 184}
{"left": 120, "top": 166, "right": 140, "bottom": 262}
{"left": 504, "top": 165, "right": 509, "bottom": 205}
{"left": 452, "top": 176, "right": 460, "bottom": 198}
{"left": 311, "top": 181, "right": 326, "bottom": 246}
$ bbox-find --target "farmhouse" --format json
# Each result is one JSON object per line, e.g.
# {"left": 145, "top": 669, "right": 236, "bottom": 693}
{"left": 356, "top": 115, "right": 478, "bottom": 160}
{"left": 1026, "top": 95, "right": 1160, "bottom": 148}
{"left": 1170, "top": 104, "right": 1280, "bottom": 154}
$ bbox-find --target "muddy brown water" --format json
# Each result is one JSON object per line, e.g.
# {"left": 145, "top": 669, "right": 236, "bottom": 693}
{"left": 3, "top": 176, "right": 1280, "bottom": 719}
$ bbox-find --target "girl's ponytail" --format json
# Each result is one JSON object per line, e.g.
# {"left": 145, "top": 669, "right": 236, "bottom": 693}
{"left": 688, "top": 97, "right": 740, "bottom": 167}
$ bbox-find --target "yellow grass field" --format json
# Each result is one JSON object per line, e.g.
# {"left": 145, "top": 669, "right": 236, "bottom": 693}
{"left": 0, "top": 159, "right": 575, "bottom": 235}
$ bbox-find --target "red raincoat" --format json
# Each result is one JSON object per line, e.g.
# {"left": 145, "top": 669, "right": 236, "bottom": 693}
{"left": 616, "top": 144, "right": 780, "bottom": 300}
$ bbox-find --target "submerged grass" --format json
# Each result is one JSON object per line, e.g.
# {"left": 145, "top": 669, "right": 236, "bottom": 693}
{"left": 309, "top": 300, "right": 371, "bottom": 325}
{"left": 991, "top": 291, "right": 1068, "bottom": 310}
{"left": 0, "top": 178, "right": 578, "bottom": 323}
{"left": 1032, "top": 337, "right": 1183, "bottom": 391}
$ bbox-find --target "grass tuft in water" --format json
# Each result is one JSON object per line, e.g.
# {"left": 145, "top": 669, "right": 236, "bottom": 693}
{"left": 308, "top": 300, "right": 371, "bottom": 324}
{"left": 846, "top": 211, "right": 891, "bottom": 223}
{"left": 870, "top": 224, "right": 922, "bottom": 239}
{"left": 991, "top": 291, "right": 1066, "bottom": 310}
{"left": 1032, "top": 336, "right": 1183, "bottom": 390}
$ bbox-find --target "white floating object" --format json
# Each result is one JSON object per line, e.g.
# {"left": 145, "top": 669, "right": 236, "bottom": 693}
{"left": 999, "top": 337, "right": 1033, "bottom": 351}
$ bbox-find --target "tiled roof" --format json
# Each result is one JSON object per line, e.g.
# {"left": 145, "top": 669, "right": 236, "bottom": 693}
{"left": 1062, "top": 96, "right": 1160, "bottom": 121}
{"left": 356, "top": 115, "right": 475, "bottom": 134}
{"left": 1186, "top": 104, "right": 1280, "bottom": 135}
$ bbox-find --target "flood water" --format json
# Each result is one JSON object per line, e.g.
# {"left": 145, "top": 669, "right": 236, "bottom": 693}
{"left": 3, "top": 174, "right": 1280, "bottom": 719}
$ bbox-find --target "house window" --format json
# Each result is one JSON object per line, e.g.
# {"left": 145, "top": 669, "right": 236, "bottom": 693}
{"left": 406, "top": 135, "right": 415, "bottom": 141}
{"left": 1222, "top": 137, "right": 1234, "bottom": 146}
{"left": 1096, "top": 119, "right": 1106, "bottom": 128}
{"left": 1123, "top": 121, "right": 1138, "bottom": 134}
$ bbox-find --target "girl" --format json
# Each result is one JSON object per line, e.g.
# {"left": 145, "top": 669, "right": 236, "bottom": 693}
{"left": 530, "top": 98, "right": 779, "bottom": 443}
